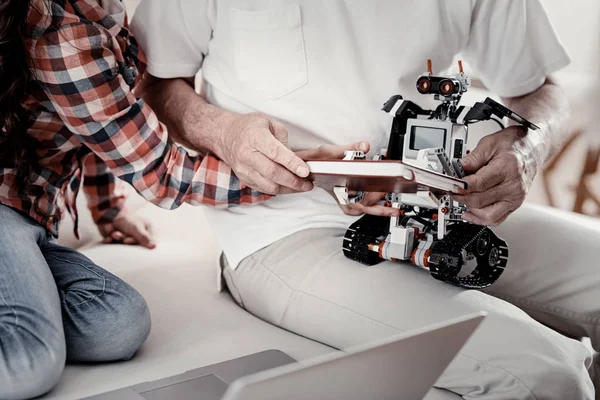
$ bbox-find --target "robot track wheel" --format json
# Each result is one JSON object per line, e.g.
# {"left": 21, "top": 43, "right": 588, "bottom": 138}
{"left": 343, "top": 214, "right": 390, "bottom": 266}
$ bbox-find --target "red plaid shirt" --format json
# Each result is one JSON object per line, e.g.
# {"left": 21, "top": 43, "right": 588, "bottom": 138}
{"left": 0, "top": 0, "right": 267, "bottom": 238}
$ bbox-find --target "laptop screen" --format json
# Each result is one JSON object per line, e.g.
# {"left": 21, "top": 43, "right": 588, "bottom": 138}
{"left": 140, "top": 374, "right": 228, "bottom": 400}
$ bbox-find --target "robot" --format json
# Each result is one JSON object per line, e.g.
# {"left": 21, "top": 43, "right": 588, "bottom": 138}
{"left": 336, "top": 60, "right": 540, "bottom": 289}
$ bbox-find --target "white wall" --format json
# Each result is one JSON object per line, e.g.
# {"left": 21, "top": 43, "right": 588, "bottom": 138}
{"left": 542, "top": 0, "right": 600, "bottom": 75}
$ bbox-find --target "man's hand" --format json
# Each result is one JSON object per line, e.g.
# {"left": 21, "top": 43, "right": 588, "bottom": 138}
{"left": 138, "top": 77, "right": 313, "bottom": 196}
{"left": 454, "top": 126, "right": 544, "bottom": 226}
{"left": 215, "top": 112, "right": 314, "bottom": 195}
{"left": 452, "top": 78, "right": 569, "bottom": 226}
{"left": 297, "top": 141, "right": 401, "bottom": 218}
{"left": 98, "top": 210, "right": 156, "bottom": 249}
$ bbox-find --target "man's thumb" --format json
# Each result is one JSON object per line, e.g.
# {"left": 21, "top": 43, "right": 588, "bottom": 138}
{"left": 269, "top": 120, "right": 290, "bottom": 148}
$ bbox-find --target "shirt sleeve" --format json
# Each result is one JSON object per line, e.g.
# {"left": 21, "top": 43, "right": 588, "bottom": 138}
{"left": 82, "top": 152, "right": 128, "bottom": 224}
{"left": 130, "top": 0, "right": 212, "bottom": 78}
{"left": 462, "top": 0, "right": 571, "bottom": 98}
{"left": 32, "top": 22, "right": 268, "bottom": 210}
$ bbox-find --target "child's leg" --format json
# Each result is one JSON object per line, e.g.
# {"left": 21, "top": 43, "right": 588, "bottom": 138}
{"left": 42, "top": 241, "right": 151, "bottom": 362}
{"left": 0, "top": 205, "right": 66, "bottom": 400}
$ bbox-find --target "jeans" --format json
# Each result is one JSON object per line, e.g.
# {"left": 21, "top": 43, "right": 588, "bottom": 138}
{"left": 0, "top": 205, "right": 151, "bottom": 400}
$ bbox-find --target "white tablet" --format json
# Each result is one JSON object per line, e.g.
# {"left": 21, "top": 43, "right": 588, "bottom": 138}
{"left": 306, "top": 160, "right": 467, "bottom": 194}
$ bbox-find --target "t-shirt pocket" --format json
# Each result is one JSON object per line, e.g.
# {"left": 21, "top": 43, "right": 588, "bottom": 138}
{"left": 229, "top": 5, "right": 307, "bottom": 99}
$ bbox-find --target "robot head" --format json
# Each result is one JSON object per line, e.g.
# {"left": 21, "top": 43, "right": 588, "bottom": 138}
{"left": 415, "top": 60, "right": 470, "bottom": 103}
{"left": 416, "top": 75, "right": 464, "bottom": 96}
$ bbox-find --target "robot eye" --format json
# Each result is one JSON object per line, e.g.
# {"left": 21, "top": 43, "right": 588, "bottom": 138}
{"left": 439, "top": 79, "right": 455, "bottom": 96}
{"left": 416, "top": 77, "right": 431, "bottom": 94}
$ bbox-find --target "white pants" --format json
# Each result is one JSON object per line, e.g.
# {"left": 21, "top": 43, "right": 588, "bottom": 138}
{"left": 223, "top": 204, "right": 599, "bottom": 399}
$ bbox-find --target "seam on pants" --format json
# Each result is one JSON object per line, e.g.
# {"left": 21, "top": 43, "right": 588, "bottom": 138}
{"left": 246, "top": 258, "right": 539, "bottom": 400}
{"left": 44, "top": 255, "right": 106, "bottom": 309}
{"left": 486, "top": 290, "right": 600, "bottom": 326}
{"left": 223, "top": 262, "right": 245, "bottom": 309}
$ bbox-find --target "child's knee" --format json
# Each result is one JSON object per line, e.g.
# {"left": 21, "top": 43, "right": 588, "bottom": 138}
{"left": 66, "top": 284, "right": 151, "bottom": 362}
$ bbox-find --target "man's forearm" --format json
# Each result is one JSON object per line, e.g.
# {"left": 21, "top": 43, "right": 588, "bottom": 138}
{"left": 137, "top": 76, "right": 235, "bottom": 155}
{"left": 136, "top": 75, "right": 313, "bottom": 195}
{"left": 501, "top": 78, "right": 570, "bottom": 167}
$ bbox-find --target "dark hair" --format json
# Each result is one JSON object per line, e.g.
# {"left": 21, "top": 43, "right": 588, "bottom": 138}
{"left": 0, "top": 0, "right": 51, "bottom": 218}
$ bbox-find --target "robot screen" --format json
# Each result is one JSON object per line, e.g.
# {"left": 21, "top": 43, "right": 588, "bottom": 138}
{"left": 409, "top": 126, "right": 447, "bottom": 150}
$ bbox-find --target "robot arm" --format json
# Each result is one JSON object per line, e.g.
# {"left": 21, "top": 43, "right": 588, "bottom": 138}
{"left": 451, "top": 98, "right": 540, "bottom": 130}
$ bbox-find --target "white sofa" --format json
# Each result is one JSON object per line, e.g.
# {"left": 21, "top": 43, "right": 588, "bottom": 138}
{"left": 40, "top": 187, "right": 600, "bottom": 400}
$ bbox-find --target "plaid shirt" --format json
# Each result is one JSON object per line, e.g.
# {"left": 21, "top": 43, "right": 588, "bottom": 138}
{"left": 0, "top": 0, "right": 267, "bottom": 238}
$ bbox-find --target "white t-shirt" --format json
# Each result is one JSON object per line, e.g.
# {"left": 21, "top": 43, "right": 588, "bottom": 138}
{"left": 131, "top": 0, "right": 570, "bottom": 269}
{"left": 99, "top": 0, "right": 126, "bottom": 25}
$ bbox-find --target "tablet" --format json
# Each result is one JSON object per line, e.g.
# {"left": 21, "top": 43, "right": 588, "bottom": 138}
{"left": 306, "top": 160, "right": 467, "bottom": 194}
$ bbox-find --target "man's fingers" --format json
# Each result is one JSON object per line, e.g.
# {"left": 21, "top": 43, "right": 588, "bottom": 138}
{"left": 463, "top": 161, "right": 506, "bottom": 193}
{"left": 492, "top": 211, "right": 512, "bottom": 226}
{"left": 251, "top": 152, "right": 313, "bottom": 193}
{"left": 454, "top": 183, "right": 508, "bottom": 210}
{"left": 462, "top": 209, "right": 511, "bottom": 227}
{"left": 460, "top": 136, "right": 497, "bottom": 173}
{"left": 237, "top": 175, "right": 260, "bottom": 191}
{"left": 242, "top": 174, "right": 306, "bottom": 196}
{"left": 463, "top": 201, "right": 512, "bottom": 226}
{"left": 461, "top": 212, "right": 485, "bottom": 226}
{"left": 278, "top": 186, "right": 311, "bottom": 195}
{"left": 246, "top": 171, "right": 282, "bottom": 195}
{"left": 295, "top": 141, "right": 370, "bottom": 161}
{"left": 259, "top": 137, "right": 310, "bottom": 179}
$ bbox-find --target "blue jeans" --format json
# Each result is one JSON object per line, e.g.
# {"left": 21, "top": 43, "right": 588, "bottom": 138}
{"left": 0, "top": 205, "right": 151, "bottom": 400}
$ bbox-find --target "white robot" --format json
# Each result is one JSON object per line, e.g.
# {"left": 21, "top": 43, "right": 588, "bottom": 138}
{"left": 336, "top": 61, "right": 539, "bottom": 289}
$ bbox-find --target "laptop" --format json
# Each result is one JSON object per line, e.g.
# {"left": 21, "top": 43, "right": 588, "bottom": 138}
{"left": 84, "top": 312, "right": 485, "bottom": 400}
